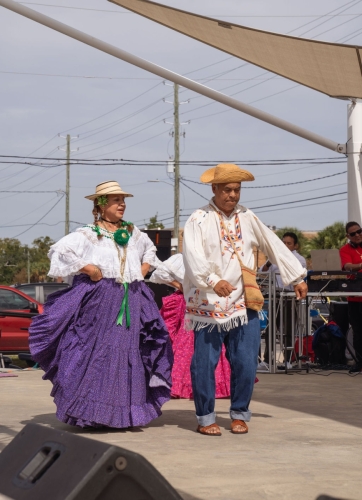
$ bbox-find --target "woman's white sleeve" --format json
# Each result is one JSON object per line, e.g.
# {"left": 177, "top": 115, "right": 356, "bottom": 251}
{"left": 48, "top": 232, "right": 93, "bottom": 278}
{"left": 249, "top": 212, "right": 307, "bottom": 286}
{"left": 150, "top": 254, "right": 185, "bottom": 285}
{"left": 138, "top": 232, "right": 161, "bottom": 269}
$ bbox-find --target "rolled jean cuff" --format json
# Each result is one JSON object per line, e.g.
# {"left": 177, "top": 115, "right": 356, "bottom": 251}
{"left": 230, "top": 410, "right": 252, "bottom": 422}
{"left": 196, "top": 411, "right": 216, "bottom": 426}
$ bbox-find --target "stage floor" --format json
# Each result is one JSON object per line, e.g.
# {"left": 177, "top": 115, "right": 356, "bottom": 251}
{"left": 1, "top": 369, "right": 361, "bottom": 500}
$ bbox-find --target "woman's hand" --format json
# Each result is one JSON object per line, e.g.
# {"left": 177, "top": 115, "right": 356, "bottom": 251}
{"left": 169, "top": 280, "right": 183, "bottom": 292}
{"left": 80, "top": 264, "right": 103, "bottom": 282}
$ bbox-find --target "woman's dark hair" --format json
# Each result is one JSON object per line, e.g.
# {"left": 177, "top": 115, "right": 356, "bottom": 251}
{"left": 282, "top": 231, "right": 298, "bottom": 245}
{"left": 92, "top": 199, "right": 102, "bottom": 238}
{"left": 345, "top": 221, "right": 360, "bottom": 233}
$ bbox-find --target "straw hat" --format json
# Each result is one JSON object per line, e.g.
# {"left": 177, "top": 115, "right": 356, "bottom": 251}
{"left": 85, "top": 180, "right": 133, "bottom": 200}
{"left": 200, "top": 164, "right": 255, "bottom": 184}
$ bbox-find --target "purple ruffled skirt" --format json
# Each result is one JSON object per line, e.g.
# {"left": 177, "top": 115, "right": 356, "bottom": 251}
{"left": 29, "top": 275, "right": 173, "bottom": 428}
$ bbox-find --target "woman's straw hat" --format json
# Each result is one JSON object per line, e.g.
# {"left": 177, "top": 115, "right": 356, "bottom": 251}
{"left": 200, "top": 164, "right": 255, "bottom": 184}
{"left": 85, "top": 180, "right": 133, "bottom": 201}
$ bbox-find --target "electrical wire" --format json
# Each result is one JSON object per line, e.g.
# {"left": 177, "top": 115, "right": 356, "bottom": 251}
{"left": 61, "top": 82, "right": 162, "bottom": 135}
{"left": 182, "top": 170, "right": 346, "bottom": 189}
{"left": 179, "top": 180, "right": 209, "bottom": 201}
{"left": 11, "top": 195, "right": 65, "bottom": 238}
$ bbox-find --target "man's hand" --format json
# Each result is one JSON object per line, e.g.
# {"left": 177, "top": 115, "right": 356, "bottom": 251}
{"left": 293, "top": 281, "right": 308, "bottom": 300}
{"left": 213, "top": 280, "right": 237, "bottom": 297}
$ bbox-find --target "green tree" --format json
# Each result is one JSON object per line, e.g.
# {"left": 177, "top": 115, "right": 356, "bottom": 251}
{"left": 310, "top": 221, "right": 346, "bottom": 250}
{"left": 0, "top": 236, "right": 55, "bottom": 285}
{"left": 146, "top": 214, "right": 165, "bottom": 230}
{"left": 275, "top": 226, "right": 311, "bottom": 259}
{"left": 29, "top": 236, "right": 55, "bottom": 282}
{"left": 0, "top": 238, "right": 27, "bottom": 285}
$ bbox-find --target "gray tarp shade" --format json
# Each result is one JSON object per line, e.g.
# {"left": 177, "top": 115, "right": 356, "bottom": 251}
{"left": 109, "top": 0, "right": 362, "bottom": 99}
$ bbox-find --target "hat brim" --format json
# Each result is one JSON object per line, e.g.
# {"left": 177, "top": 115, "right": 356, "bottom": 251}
{"left": 200, "top": 167, "right": 255, "bottom": 184}
{"left": 85, "top": 191, "right": 133, "bottom": 200}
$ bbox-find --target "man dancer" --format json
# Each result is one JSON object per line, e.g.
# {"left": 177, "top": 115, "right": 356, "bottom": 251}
{"left": 183, "top": 164, "right": 307, "bottom": 436}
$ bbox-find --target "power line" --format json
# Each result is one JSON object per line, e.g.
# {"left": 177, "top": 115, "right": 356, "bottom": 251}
{"left": 17, "top": 4, "right": 362, "bottom": 17}
{"left": 179, "top": 180, "right": 209, "bottom": 201}
{"left": 11, "top": 195, "right": 65, "bottom": 238}
{"left": 249, "top": 191, "right": 347, "bottom": 210}
{"left": 60, "top": 82, "right": 162, "bottom": 134}
{"left": 182, "top": 170, "right": 347, "bottom": 188}
{"left": 255, "top": 197, "right": 346, "bottom": 214}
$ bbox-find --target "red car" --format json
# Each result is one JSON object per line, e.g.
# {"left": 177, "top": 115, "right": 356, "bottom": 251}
{"left": 0, "top": 286, "right": 43, "bottom": 353}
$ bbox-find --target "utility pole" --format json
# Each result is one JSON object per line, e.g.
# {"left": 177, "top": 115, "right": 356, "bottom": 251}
{"left": 173, "top": 84, "right": 180, "bottom": 251}
{"left": 59, "top": 133, "right": 78, "bottom": 236}
{"left": 65, "top": 134, "right": 70, "bottom": 235}
{"left": 27, "top": 248, "right": 30, "bottom": 283}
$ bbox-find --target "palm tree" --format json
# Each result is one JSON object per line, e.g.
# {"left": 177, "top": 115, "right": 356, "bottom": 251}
{"left": 310, "top": 221, "right": 346, "bottom": 250}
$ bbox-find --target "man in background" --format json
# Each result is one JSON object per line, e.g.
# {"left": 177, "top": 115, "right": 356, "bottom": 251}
{"left": 340, "top": 221, "right": 362, "bottom": 373}
{"left": 261, "top": 232, "right": 307, "bottom": 365}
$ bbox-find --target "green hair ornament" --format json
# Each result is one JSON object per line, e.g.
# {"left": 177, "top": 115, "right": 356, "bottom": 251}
{"left": 97, "top": 195, "right": 108, "bottom": 207}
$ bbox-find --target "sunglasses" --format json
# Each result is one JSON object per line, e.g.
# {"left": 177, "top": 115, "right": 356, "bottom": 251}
{"left": 348, "top": 228, "right": 362, "bottom": 237}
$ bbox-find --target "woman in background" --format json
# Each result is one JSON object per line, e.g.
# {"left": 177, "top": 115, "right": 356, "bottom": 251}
{"left": 150, "top": 253, "right": 232, "bottom": 399}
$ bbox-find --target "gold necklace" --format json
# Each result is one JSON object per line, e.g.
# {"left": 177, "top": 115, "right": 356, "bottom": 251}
{"left": 355, "top": 248, "right": 362, "bottom": 260}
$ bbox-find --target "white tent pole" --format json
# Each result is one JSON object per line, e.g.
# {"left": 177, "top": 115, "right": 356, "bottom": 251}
{"left": 347, "top": 100, "right": 362, "bottom": 223}
{"left": 0, "top": 0, "right": 345, "bottom": 154}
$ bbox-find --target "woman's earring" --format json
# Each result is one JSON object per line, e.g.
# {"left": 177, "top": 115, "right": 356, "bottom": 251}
{"left": 101, "top": 209, "right": 105, "bottom": 217}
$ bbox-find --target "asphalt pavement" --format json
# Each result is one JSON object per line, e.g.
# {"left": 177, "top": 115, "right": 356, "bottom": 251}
{"left": 1, "top": 369, "right": 362, "bottom": 500}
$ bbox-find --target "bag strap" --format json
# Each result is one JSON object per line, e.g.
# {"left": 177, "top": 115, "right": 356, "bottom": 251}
{"left": 210, "top": 206, "right": 253, "bottom": 273}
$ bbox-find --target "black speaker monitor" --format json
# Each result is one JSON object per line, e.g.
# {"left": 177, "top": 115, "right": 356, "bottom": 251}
{"left": 0, "top": 424, "right": 182, "bottom": 500}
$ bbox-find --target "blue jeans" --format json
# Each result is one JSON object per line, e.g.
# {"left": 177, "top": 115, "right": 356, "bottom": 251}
{"left": 191, "top": 310, "right": 260, "bottom": 427}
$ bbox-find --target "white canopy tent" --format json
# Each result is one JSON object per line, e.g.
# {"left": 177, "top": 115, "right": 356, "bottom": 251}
{"left": 111, "top": 0, "right": 362, "bottom": 224}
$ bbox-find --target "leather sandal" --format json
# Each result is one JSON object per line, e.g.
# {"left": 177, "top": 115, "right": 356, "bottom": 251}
{"left": 197, "top": 423, "right": 222, "bottom": 436}
{"left": 230, "top": 419, "right": 248, "bottom": 434}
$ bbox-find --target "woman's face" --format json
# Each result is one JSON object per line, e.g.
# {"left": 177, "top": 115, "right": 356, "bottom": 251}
{"left": 103, "top": 194, "right": 126, "bottom": 221}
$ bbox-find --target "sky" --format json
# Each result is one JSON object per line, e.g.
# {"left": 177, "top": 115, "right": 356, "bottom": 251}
{"left": 1, "top": 0, "right": 361, "bottom": 245}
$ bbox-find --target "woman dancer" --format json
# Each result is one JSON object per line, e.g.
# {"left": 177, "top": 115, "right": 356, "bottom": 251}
{"left": 150, "top": 253, "right": 231, "bottom": 399}
{"left": 29, "top": 181, "right": 173, "bottom": 428}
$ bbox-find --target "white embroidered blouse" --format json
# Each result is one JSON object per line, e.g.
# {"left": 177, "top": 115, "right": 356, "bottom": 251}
{"left": 48, "top": 225, "right": 160, "bottom": 283}
{"left": 183, "top": 200, "right": 307, "bottom": 330}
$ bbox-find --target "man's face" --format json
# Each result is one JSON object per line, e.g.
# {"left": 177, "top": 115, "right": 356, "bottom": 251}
{"left": 212, "top": 183, "right": 241, "bottom": 215}
{"left": 283, "top": 236, "right": 297, "bottom": 252}
{"left": 346, "top": 224, "right": 362, "bottom": 245}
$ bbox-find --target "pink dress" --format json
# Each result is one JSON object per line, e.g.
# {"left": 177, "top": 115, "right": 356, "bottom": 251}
{"left": 161, "top": 291, "right": 231, "bottom": 399}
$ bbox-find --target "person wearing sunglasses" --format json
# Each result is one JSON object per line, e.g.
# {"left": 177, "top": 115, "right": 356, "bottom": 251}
{"left": 339, "top": 221, "right": 362, "bottom": 373}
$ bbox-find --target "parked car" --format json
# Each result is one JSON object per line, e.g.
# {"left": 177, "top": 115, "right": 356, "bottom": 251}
{"left": 0, "top": 286, "right": 43, "bottom": 353}
{"left": 13, "top": 282, "right": 69, "bottom": 304}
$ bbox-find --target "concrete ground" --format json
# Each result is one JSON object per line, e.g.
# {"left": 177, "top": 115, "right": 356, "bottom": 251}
{"left": 1, "top": 369, "right": 362, "bottom": 500}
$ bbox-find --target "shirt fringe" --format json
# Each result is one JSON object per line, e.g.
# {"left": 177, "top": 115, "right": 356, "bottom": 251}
{"left": 185, "top": 312, "right": 248, "bottom": 332}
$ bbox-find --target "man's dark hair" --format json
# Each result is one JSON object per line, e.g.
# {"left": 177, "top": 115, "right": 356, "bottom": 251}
{"left": 345, "top": 221, "right": 360, "bottom": 233}
{"left": 282, "top": 232, "right": 298, "bottom": 245}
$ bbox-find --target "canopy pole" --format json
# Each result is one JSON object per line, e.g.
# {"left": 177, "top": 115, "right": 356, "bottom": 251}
{"left": 0, "top": 0, "right": 345, "bottom": 154}
{"left": 347, "top": 100, "right": 362, "bottom": 223}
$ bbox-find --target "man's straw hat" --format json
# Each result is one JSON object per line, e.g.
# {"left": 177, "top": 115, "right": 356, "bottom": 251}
{"left": 85, "top": 180, "right": 133, "bottom": 201}
{"left": 200, "top": 164, "right": 255, "bottom": 184}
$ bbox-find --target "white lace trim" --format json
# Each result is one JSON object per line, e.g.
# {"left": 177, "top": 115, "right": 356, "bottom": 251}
{"left": 185, "top": 309, "right": 248, "bottom": 332}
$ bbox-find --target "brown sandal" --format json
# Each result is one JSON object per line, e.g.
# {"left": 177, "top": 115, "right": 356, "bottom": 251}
{"left": 197, "top": 423, "right": 222, "bottom": 436}
{"left": 230, "top": 420, "right": 248, "bottom": 434}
